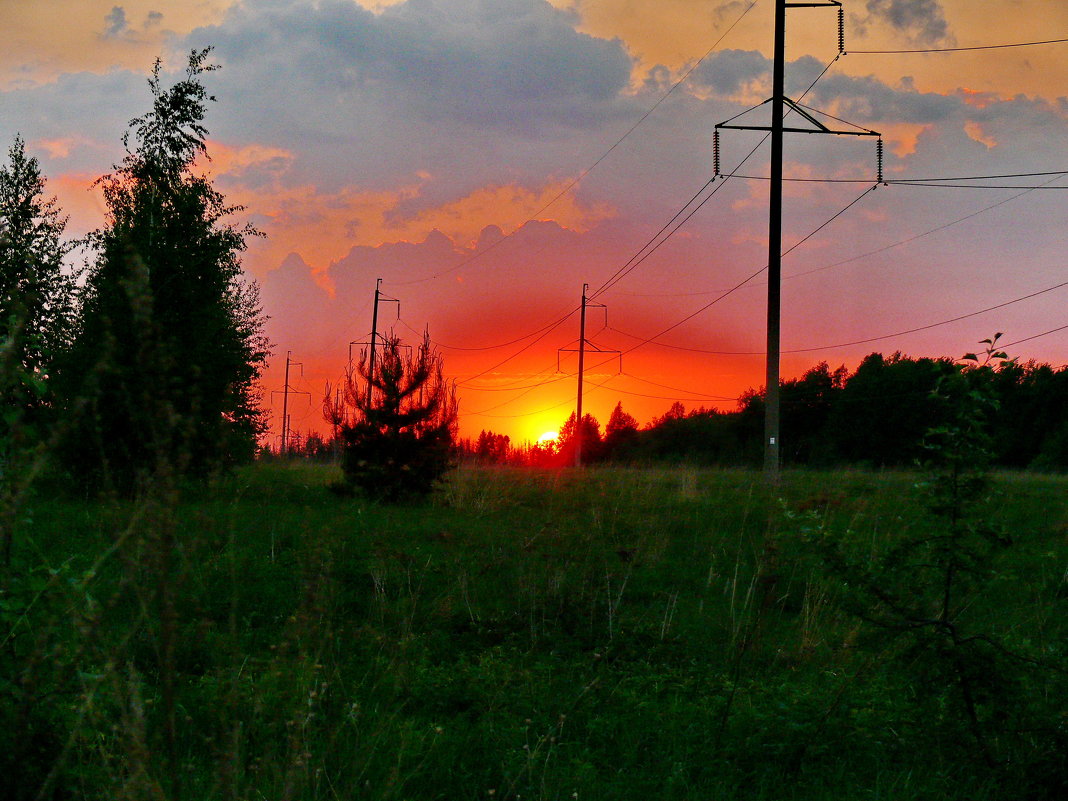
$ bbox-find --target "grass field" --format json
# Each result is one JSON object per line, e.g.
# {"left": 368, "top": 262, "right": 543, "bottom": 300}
{"left": 4, "top": 463, "right": 1066, "bottom": 800}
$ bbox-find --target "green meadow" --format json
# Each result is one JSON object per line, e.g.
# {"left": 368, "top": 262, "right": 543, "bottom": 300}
{"left": 4, "top": 463, "right": 1066, "bottom": 800}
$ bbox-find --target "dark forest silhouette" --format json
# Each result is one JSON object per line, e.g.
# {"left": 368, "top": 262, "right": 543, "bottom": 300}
{"left": 448, "top": 354, "right": 1068, "bottom": 470}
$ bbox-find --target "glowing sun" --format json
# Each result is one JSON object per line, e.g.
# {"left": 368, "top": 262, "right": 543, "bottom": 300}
{"left": 537, "top": 430, "right": 558, "bottom": 444}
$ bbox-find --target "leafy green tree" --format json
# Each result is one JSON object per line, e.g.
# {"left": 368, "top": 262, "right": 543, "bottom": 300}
{"left": 779, "top": 361, "right": 847, "bottom": 464}
{"left": 325, "top": 331, "right": 457, "bottom": 502}
{"left": 826, "top": 352, "right": 954, "bottom": 466}
{"left": 1, "top": 137, "right": 76, "bottom": 566}
{"left": 59, "top": 49, "right": 268, "bottom": 493}
{"left": 0, "top": 136, "right": 76, "bottom": 447}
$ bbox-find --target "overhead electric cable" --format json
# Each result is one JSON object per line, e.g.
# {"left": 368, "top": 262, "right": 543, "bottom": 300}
{"left": 456, "top": 307, "right": 578, "bottom": 386}
{"left": 784, "top": 172, "right": 1067, "bottom": 282}
{"left": 728, "top": 169, "right": 1068, "bottom": 184}
{"left": 461, "top": 372, "right": 574, "bottom": 393}
{"left": 593, "top": 185, "right": 875, "bottom": 362}
{"left": 848, "top": 37, "right": 1068, "bottom": 55}
{"left": 783, "top": 282, "right": 1068, "bottom": 352}
{"left": 611, "top": 280, "right": 1068, "bottom": 356}
{"left": 589, "top": 52, "right": 844, "bottom": 301}
{"left": 606, "top": 385, "right": 735, "bottom": 403}
{"left": 387, "top": 1, "right": 759, "bottom": 287}
{"left": 887, "top": 182, "right": 1068, "bottom": 190}
{"left": 1003, "top": 324, "right": 1068, "bottom": 349}
{"left": 621, "top": 372, "right": 739, "bottom": 401}
{"left": 398, "top": 313, "right": 571, "bottom": 352}
{"left": 468, "top": 372, "right": 617, "bottom": 419}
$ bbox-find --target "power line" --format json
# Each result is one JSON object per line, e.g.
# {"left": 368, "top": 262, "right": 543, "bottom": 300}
{"left": 847, "top": 36, "right": 1068, "bottom": 55}
{"left": 781, "top": 186, "right": 875, "bottom": 258}
{"left": 461, "top": 371, "right": 573, "bottom": 393}
{"left": 730, "top": 169, "right": 1068, "bottom": 184}
{"left": 621, "top": 372, "right": 739, "bottom": 401}
{"left": 1003, "top": 324, "right": 1068, "bottom": 350}
{"left": 387, "top": 1, "right": 759, "bottom": 288}
{"left": 777, "top": 173, "right": 1067, "bottom": 285}
{"left": 781, "top": 281, "right": 1068, "bottom": 352}
{"left": 455, "top": 307, "right": 578, "bottom": 387}
{"left": 589, "top": 51, "right": 845, "bottom": 301}
{"left": 468, "top": 372, "right": 617, "bottom": 420}
{"left": 398, "top": 313, "right": 571, "bottom": 352}
{"left": 597, "top": 184, "right": 875, "bottom": 360}
{"left": 604, "top": 385, "right": 733, "bottom": 403}
{"left": 611, "top": 280, "right": 1068, "bottom": 356}
{"left": 888, "top": 182, "right": 1068, "bottom": 190}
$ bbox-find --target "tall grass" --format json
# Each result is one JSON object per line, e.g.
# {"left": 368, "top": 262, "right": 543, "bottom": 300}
{"left": 3, "top": 463, "right": 1066, "bottom": 799}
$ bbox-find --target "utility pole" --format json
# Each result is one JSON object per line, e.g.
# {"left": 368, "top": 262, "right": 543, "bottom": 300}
{"left": 353, "top": 279, "right": 400, "bottom": 408}
{"left": 575, "top": 283, "right": 589, "bottom": 467}
{"left": 558, "top": 284, "right": 619, "bottom": 467}
{"left": 282, "top": 352, "right": 291, "bottom": 455}
{"left": 367, "top": 279, "right": 382, "bottom": 408}
{"left": 714, "top": 0, "right": 880, "bottom": 481}
{"left": 765, "top": 0, "right": 788, "bottom": 481}
{"left": 271, "top": 351, "right": 310, "bottom": 455}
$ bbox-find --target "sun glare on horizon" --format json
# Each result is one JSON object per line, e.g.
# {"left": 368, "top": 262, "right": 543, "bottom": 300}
{"left": 537, "top": 430, "right": 558, "bottom": 444}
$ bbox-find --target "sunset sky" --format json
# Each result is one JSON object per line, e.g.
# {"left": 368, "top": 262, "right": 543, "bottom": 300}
{"left": 4, "top": 0, "right": 1067, "bottom": 445}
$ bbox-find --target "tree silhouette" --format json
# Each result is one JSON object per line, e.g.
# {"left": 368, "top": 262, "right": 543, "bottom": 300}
{"left": 603, "top": 401, "right": 639, "bottom": 460}
{"left": 0, "top": 136, "right": 75, "bottom": 449}
{"left": 557, "top": 412, "right": 601, "bottom": 465}
{"left": 59, "top": 49, "right": 268, "bottom": 493}
{"left": 325, "top": 330, "right": 457, "bottom": 501}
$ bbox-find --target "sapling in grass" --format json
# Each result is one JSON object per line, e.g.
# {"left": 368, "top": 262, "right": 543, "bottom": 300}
{"left": 793, "top": 335, "right": 1067, "bottom": 790}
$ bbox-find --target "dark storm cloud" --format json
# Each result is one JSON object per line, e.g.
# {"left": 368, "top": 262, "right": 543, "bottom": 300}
{"left": 691, "top": 49, "right": 770, "bottom": 96}
{"left": 688, "top": 49, "right": 958, "bottom": 126}
{"left": 197, "top": 0, "right": 633, "bottom": 132}
{"left": 811, "top": 72, "right": 959, "bottom": 124}
{"left": 866, "top": 0, "right": 950, "bottom": 45}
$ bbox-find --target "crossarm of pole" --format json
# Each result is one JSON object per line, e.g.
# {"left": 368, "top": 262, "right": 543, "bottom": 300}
{"left": 349, "top": 337, "right": 410, "bottom": 361}
{"left": 716, "top": 98, "right": 881, "bottom": 138}
{"left": 271, "top": 388, "right": 311, "bottom": 402}
{"left": 557, "top": 343, "right": 622, "bottom": 375}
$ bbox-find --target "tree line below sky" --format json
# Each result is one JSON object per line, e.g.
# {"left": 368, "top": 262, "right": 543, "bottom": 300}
{"left": 455, "top": 353, "right": 1068, "bottom": 470}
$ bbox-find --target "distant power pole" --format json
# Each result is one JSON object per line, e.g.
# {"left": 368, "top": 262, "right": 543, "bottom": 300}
{"left": 271, "top": 351, "right": 310, "bottom": 455}
{"left": 352, "top": 279, "right": 400, "bottom": 408}
{"left": 558, "top": 283, "right": 619, "bottom": 466}
{"left": 715, "top": 0, "right": 880, "bottom": 481}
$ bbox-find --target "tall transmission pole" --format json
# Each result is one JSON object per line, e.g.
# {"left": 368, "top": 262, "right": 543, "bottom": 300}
{"left": 558, "top": 284, "right": 618, "bottom": 467}
{"left": 765, "top": 0, "right": 788, "bottom": 481}
{"left": 715, "top": 0, "right": 880, "bottom": 481}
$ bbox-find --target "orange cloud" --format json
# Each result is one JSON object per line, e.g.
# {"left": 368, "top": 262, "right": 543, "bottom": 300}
{"left": 204, "top": 141, "right": 615, "bottom": 277}
{"left": 963, "top": 121, "right": 997, "bottom": 149}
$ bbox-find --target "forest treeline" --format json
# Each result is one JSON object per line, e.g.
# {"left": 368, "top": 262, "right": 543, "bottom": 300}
{"left": 461, "top": 354, "right": 1068, "bottom": 470}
